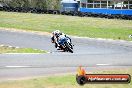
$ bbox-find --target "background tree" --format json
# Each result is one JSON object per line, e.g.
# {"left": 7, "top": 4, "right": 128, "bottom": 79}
{"left": 0, "top": 0, "right": 61, "bottom": 9}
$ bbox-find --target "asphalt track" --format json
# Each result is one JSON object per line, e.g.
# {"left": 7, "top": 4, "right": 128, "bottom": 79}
{"left": 0, "top": 29, "right": 132, "bottom": 80}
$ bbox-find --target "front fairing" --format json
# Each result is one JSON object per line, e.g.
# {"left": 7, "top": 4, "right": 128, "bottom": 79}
{"left": 58, "top": 38, "right": 67, "bottom": 45}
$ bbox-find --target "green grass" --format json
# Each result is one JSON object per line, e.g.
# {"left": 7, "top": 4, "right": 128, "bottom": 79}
{"left": 0, "top": 68, "right": 132, "bottom": 88}
{"left": 0, "top": 11, "right": 132, "bottom": 40}
{"left": 0, "top": 45, "right": 46, "bottom": 53}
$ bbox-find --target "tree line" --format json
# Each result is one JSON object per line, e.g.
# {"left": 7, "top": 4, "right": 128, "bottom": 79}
{"left": 0, "top": 0, "right": 61, "bottom": 10}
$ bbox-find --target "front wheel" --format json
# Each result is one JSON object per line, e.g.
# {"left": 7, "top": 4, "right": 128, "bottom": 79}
{"left": 65, "top": 42, "right": 73, "bottom": 53}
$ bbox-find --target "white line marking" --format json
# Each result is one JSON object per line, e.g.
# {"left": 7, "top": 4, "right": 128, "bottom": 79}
{"left": 8, "top": 46, "right": 13, "bottom": 48}
{"left": 2, "top": 53, "right": 44, "bottom": 54}
{"left": 15, "top": 46, "right": 20, "bottom": 48}
{"left": 96, "top": 64, "right": 110, "bottom": 66}
{"left": 0, "top": 45, "right": 4, "bottom": 47}
{"left": 5, "top": 66, "right": 31, "bottom": 68}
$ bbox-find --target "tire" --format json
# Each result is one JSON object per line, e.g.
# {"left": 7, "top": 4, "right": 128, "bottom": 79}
{"left": 65, "top": 42, "right": 73, "bottom": 53}
{"left": 76, "top": 75, "right": 86, "bottom": 85}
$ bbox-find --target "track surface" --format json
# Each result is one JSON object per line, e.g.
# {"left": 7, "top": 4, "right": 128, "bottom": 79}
{"left": 0, "top": 29, "right": 132, "bottom": 80}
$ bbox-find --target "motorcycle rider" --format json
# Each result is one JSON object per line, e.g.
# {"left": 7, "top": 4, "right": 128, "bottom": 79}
{"left": 51, "top": 30, "right": 61, "bottom": 49}
{"left": 51, "top": 30, "right": 72, "bottom": 50}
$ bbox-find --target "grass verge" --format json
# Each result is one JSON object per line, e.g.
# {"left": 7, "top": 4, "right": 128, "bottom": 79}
{"left": 0, "top": 11, "right": 132, "bottom": 40}
{"left": 0, "top": 45, "right": 46, "bottom": 53}
{"left": 0, "top": 68, "right": 131, "bottom": 88}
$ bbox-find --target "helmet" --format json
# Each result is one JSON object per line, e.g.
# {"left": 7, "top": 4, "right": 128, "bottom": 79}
{"left": 54, "top": 30, "right": 61, "bottom": 37}
{"left": 52, "top": 30, "right": 60, "bottom": 34}
{"left": 55, "top": 30, "right": 60, "bottom": 34}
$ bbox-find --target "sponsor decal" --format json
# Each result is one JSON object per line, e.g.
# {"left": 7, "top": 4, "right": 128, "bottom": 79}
{"left": 76, "top": 66, "right": 131, "bottom": 85}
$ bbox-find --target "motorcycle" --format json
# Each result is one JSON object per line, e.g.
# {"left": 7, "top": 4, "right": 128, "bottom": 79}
{"left": 58, "top": 36, "right": 73, "bottom": 53}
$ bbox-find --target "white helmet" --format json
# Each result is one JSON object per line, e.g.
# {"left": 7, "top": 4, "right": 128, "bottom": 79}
{"left": 55, "top": 30, "right": 60, "bottom": 34}
{"left": 53, "top": 30, "right": 61, "bottom": 37}
{"left": 52, "top": 30, "right": 60, "bottom": 34}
